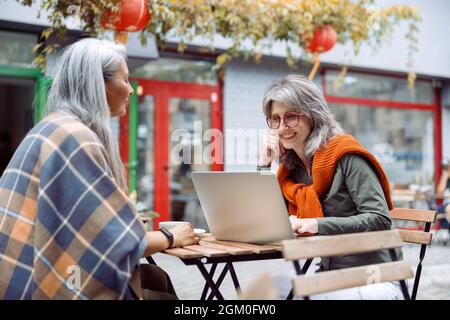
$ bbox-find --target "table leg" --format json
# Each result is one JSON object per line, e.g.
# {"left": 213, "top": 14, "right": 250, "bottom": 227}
{"left": 302, "top": 259, "right": 313, "bottom": 274}
{"left": 196, "top": 262, "right": 225, "bottom": 300}
{"left": 207, "top": 263, "right": 230, "bottom": 300}
{"left": 227, "top": 261, "right": 241, "bottom": 295}
{"left": 145, "top": 256, "right": 157, "bottom": 265}
{"left": 200, "top": 263, "right": 218, "bottom": 300}
{"left": 287, "top": 258, "right": 313, "bottom": 300}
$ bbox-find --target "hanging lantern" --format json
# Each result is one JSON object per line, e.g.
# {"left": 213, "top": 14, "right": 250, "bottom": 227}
{"left": 301, "top": 25, "right": 337, "bottom": 80}
{"left": 306, "top": 25, "right": 337, "bottom": 54}
{"left": 101, "top": 0, "right": 151, "bottom": 43}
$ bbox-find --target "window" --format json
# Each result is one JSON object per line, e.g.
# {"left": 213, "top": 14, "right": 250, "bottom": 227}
{"left": 0, "top": 30, "right": 37, "bottom": 67}
{"left": 324, "top": 70, "right": 437, "bottom": 187}
{"left": 131, "top": 57, "right": 217, "bottom": 85}
{"left": 331, "top": 104, "right": 434, "bottom": 185}
{"left": 325, "top": 70, "right": 433, "bottom": 104}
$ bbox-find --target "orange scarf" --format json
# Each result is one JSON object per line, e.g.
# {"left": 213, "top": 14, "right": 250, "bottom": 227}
{"left": 277, "top": 134, "right": 393, "bottom": 219}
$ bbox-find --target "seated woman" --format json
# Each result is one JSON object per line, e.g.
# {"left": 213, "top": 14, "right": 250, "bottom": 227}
{"left": 0, "top": 38, "right": 198, "bottom": 300}
{"left": 258, "top": 75, "right": 403, "bottom": 300}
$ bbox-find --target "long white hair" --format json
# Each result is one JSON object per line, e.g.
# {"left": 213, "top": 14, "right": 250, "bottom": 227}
{"left": 46, "top": 38, "right": 127, "bottom": 191}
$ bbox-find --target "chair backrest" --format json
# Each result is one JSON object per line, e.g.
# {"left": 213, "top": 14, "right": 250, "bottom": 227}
{"left": 282, "top": 230, "right": 414, "bottom": 299}
{"left": 389, "top": 207, "right": 437, "bottom": 299}
{"left": 389, "top": 208, "right": 436, "bottom": 245}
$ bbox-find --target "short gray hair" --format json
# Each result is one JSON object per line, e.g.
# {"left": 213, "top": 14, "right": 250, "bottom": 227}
{"left": 46, "top": 38, "right": 128, "bottom": 191}
{"left": 262, "top": 74, "right": 343, "bottom": 169}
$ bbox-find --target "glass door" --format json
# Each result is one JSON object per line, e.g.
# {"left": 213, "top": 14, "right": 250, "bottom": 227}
{"left": 136, "top": 95, "right": 155, "bottom": 212}
{"left": 169, "top": 98, "right": 212, "bottom": 229}
{"left": 126, "top": 79, "right": 222, "bottom": 229}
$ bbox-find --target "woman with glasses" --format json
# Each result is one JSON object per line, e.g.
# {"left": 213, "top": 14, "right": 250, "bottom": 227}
{"left": 258, "top": 75, "right": 404, "bottom": 300}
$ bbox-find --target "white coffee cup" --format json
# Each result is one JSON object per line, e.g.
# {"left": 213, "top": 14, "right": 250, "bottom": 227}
{"left": 158, "top": 221, "right": 189, "bottom": 230}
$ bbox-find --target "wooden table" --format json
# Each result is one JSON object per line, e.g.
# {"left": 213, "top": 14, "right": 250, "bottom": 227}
{"left": 158, "top": 234, "right": 286, "bottom": 300}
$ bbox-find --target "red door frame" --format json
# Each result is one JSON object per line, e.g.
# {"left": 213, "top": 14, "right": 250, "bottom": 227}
{"left": 123, "top": 79, "right": 223, "bottom": 228}
{"left": 322, "top": 68, "right": 442, "bottom": 187}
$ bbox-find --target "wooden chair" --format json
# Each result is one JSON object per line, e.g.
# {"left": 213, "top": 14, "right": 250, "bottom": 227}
{"left": 282, "top": 230, "right": 414, "bottom": 300}
{"left": 389, "top": 207, "right": 437, "bottom": 299}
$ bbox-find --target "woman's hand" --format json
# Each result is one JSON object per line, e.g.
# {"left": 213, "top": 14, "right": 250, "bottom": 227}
{"left": 258, "top": 132, "right": 283, "bottom": 167}
{"left": 143, "top": 223, "right": 199, "bottom": 257}
{"left": 170, "top": 223, "right": 199, "bottom": 248}
{"left": 290, "top": 217, "right": 319, "bottom": 235}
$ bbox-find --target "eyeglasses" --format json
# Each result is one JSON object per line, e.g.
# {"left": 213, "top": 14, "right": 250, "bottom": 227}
{"left": 266, "top": 112, "right": 303, "bottom": 129}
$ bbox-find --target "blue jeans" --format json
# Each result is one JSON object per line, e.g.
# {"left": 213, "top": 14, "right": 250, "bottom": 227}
{"left": 438, "top": 203, "right": 450, "bottom": 229}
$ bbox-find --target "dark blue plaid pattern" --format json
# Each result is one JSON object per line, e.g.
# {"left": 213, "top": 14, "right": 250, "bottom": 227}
{"left": 0, "top": 112, "right": 147, "bottom": 299}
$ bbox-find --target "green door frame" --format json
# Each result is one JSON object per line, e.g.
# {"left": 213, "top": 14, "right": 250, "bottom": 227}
{"left": 0, "top": 65, "right": 51, "bottom": 124}
{"left": 35, "top": 76, "right": 52, "bottom": 122}
{"left": 128, "top": 81, "right": 139, "bottom": 193}
{"left": 119, "top": 80, "right": 139, "bottom": 193}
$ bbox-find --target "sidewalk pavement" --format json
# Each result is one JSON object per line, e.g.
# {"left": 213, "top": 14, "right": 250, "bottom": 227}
{"left": 148, "top": 240, "right": 450, "bottom": 300}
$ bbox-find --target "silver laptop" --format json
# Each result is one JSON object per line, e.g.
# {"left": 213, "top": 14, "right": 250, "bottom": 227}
{"left": 191, "top": 171, "right": 295, "bottom": 244}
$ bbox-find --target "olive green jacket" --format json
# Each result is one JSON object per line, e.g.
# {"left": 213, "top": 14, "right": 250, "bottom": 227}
{"left": 289, "top": 154, "right": 402, "bottom": 271}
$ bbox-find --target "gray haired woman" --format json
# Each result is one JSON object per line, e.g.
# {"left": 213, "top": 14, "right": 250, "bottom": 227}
{"left": 0, "top": 38, "right": 197, "bottom": 300}
{"left": 258, "top": 74, "right": 404, "bottom": 299}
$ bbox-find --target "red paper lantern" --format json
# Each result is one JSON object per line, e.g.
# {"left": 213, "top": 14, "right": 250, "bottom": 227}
{"left": 101, "top": 0, "right": 151, "bottom": 32}
{"left": 306, "top": 25, "right": 337, "bottom": 54}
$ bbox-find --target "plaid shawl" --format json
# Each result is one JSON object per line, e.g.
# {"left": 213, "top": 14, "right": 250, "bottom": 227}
{"left": 0, "top": 112, "right": 147, "bottom": 299}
